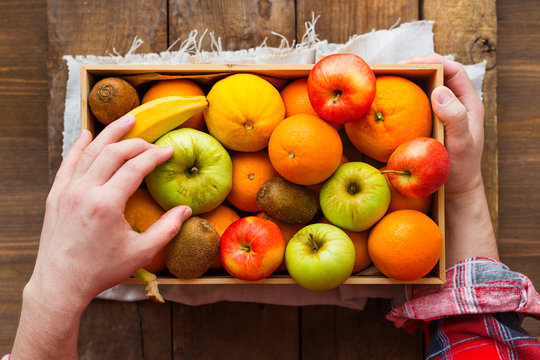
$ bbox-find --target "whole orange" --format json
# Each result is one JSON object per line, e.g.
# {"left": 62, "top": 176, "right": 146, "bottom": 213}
{"left": 227, "top": 151, "right": 278, "bottom": 212}
{"left": 368, "top": 210, "right": 442, "bottom": 281}
{"left": 319, "top": 217, "right": 371, "bottom": 273}
{"left": 281, "top": 78, "right": 341, "bottom": 131}
{"left": 381, "top": 166, "right": 432, "bottom": 213}
{"left": 200, "top": 205, "right": 241, "bottom": 270}
{"left": 268, "top": 114, "right": 343, "bottom": 185}
{"left": 345, "top": 76, "right": 432, "bottom": 162}
{"left": 124, "top": 188, "right": 167, "bottom": 273}
{"left": 257, "top": 212, "right": 303, "bottom": 271}
{"left": 204, "top": 73, "right": 285, "bottom": 152}
{"left": 141, "top": 79, "right": 206, "bottom": 131}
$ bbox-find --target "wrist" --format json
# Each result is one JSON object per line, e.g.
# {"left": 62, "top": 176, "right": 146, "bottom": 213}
{"left": 23, "top": 275, "right": 88, "bottom": 318}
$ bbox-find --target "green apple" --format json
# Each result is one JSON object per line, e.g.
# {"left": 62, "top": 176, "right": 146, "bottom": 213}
{"left": 320, "top": 162, "right": 390, "bottom": 231}
{"left": 285, "top": 223, "right": 355, "bottom": 291}
{"left": 145, "top": 128, "right": 232, "bottom": 215}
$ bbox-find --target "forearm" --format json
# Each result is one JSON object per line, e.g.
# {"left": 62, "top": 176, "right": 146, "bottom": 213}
{"left": 445, "top": 180, "right": 498, "bottom": 266}
{"left": 10, "top": 283, "right": 85, "bottom": 360}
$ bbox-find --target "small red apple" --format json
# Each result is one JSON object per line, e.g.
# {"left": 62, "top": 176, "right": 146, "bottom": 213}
{"left": 382, "top": 137, "right": 450, "bottom": 198}
{"left": 307, "top": 53, "right": 376, "bottom": 124}
{"left": 220, "top": 216, "right": 285, "bottom": 281}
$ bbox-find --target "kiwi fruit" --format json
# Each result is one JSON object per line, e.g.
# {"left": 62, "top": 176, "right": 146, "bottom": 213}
{"left": 164, "top": 217, "right": 220, "bottom": 279}
{"left": 88, "top": 77, "right": 140, "bottom": 125}
{"left": 256, "top": 177, "right": 318, "bottom": 225}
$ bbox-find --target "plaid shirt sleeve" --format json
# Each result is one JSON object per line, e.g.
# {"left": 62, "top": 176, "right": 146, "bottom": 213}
{"left": 387, "top": 257, "right": 540, "bottom": 359}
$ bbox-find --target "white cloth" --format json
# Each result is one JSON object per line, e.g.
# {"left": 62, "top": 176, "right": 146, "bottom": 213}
{"left": 60, "top": 20, "right": 487, "bottom": 308}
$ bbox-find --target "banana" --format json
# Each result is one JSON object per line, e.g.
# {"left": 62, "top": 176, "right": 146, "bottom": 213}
{"left": 133, "top": 268, "right": 164, "bottom": 303}
{"left": 121, "top": 95, "right": 208, "bottom": 143}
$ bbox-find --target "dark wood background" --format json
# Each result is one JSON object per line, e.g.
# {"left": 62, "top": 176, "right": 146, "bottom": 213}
{"left": 1, "top": 0, "right": 538, "bottom": 358}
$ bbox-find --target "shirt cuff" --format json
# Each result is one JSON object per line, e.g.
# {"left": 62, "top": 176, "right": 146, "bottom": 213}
{"left": 386, "top": 257, "right": 540, "bottom": 331}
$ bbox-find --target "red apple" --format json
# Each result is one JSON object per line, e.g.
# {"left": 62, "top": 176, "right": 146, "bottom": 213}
{"left": 382, "top": 137, "right": 450, "bottom": 198}
{"left": 307, "top": 53, "right": 376, "bottom": 124}
{"left": 220, "top": 216, "right": 285, "bottom": 281}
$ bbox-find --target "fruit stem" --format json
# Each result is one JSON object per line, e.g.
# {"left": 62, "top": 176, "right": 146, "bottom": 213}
{"left": 133, "top": 268, "right": 164, "bottom": 303}
{"left": 190, "top": 166, "right": 198, "bottom": 175}
{"left": 240, "top": 243, "right": 251, "bottom": 253}
{"left": 375, "top": 112, "right": 384, "bottom": 123}
{"left": 380, "top": 170, "right": 411, "bottom": 176}
{"left": 331, "top": 90, "right": 342, "bottom": 104}
{"left": 308, "top": 232, "right": 318, "bottom": 253}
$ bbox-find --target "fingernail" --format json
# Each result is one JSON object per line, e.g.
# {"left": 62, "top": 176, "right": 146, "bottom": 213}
{"left": 180, "top": 206, "right": 192, "bottom": 221}
{"left": 119, "top": 113, "right": 135, "bottom": 124}
{"left": 435, "top": 86, "right": 453, "bottom": 106}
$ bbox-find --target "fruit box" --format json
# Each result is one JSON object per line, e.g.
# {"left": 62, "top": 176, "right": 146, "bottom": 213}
{"left": 81, "top": 64, "right": 445, "bottom": 285}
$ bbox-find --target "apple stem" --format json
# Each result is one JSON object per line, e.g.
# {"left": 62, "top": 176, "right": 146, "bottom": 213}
{"left": 240, "top": 243, "right": 251, "bottom": 253}
{"left": 190, "top": 166, "right": 198, "bottom": 175}
{"left": 308, "top": 232, "right": 319, "bottom": 253}
{"left": 380, "top": 170, "right": 411, "bottom": 176}
{"left": 331, "top": 90, "right": 342, "bottom": 104}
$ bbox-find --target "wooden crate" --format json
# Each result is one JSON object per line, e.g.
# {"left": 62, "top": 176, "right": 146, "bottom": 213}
{"left": 81, "top": 64, "right": 445, "bottom": 285}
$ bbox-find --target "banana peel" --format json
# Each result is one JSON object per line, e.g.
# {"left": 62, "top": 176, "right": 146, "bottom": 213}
{"left": 121, "top": 95, "right": 208, "bottom": 143}
{"left": 133, "top": 268, "right": 165, "bottom": 303}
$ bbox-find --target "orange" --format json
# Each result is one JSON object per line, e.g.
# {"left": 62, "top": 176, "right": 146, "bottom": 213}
{"left": 368, "top": 210, "right": 442, "bottom": 281}
{"left": 204, "top": 73, "right": 285, "bottom": 151}
{"left": 281, "top": 78, "right": 341, "bottom": 131}
{"left": 257, "top": 212, "right": 303, "bottom": 271}
{"left": 141, "top": 79, "right": 206, "bottom": 131}
{"left": 345, "top": 76, "right": 432, "bottom": 162}
{"left": 381, "top": 167, "right": 432, "bottom": 213}
{"left": 227, "top": 151, "right": 278, "bottom": 212}
{"left": 320, "top": 217, "right": 371, "bottom": 273}
{"left": 268, "top": 114, "right": 343, "bottom": 185}
{"left": 124, "top": 188, "right": 167, "bottom": 273}
{"left": 200, "top": 205, "right": 241, "bottom": 270}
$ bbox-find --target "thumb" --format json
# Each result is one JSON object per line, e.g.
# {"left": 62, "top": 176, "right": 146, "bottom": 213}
{"left": 431, "top": 85, "right": 470, "bottom": 140}
{"left": 137, "top": 205, "right": 192, "bottom": 254}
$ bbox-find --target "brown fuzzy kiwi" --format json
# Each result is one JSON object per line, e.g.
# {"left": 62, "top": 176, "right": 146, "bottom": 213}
{"left": 256, "top": 177, "right": 318, "bottom": 225}
{"left": 88, "top": 77, "right": 140, "bottom": 125}
{"left": 164, "top": 217, "right": 220, "bottom": 279}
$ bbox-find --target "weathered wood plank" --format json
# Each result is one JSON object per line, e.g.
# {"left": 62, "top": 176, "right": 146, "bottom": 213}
{"left": 296, "top": 0, "right": 419, "bottom": 44}
{"left": 169, "top": 0, "right": 296, "bottom": 51}
{"left": 46, "top": 1, "right": 170, "bottom": 358}
{"left": 497, "top": 0, "right": 540, "bottom": 339}
{"left": 171, "top": 302, "right": 299, "bottom": 359}
{"left": 301, "top": 300, "right": 423, "bottom": 359}
{"left": 0, "top": 0, "right": 48, "bottom": 354}
{"left": 422, "top": 0, "right": 498, "bottom": 237}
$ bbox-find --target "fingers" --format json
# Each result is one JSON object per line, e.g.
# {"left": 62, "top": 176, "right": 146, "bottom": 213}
{"left": 104, "top": 146, "right": 174, "bottom": 204}
{"left": 51, "top": 130, "right": 93, "bottom": 193}
{"left": 84, "top": 138, "right": 156, "bottom": 185}
{"left": 72, "top": 113, "right": 136, "bottom": 179}
{"left": 400, "top": 54, "right": 483, "bottom": 115}
{"left": 136, "top": 205, "right": 192, "bottom": 257}
{"left": 431, "top": 86, "right": 471, "bottom": 141}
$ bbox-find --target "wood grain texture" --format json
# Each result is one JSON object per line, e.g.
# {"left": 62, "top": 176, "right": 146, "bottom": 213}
{"left": 169, "top": 0, "right": 296, "bottom": 51}
{"left": 296, "top": 0, "right": 419, "bottom": 43}
{"left": 0, "top": 0, "right": 48, "bottom": 354}
{"left": 46, "top": 1, "right": 170, "bottom": 357}
{"left": 497, "top": 0, "right": 540, "bottom": 338}
{"left": 171, "top": 302, "right": 299, "bottom": 359}
{"left": 422, "top": 0, "right": 499, "bottom": 235}
{"left": 301, "top": 300, "right": 423, "bottom": 359}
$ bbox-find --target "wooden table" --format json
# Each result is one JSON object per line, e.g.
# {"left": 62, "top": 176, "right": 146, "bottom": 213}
{"left": 1, "top": 0, "right": 539, "bottom": 358}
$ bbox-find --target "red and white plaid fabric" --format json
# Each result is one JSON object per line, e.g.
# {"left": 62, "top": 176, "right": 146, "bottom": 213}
{"left": 388, "top": 257, "right": 540, "bottom": 359}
